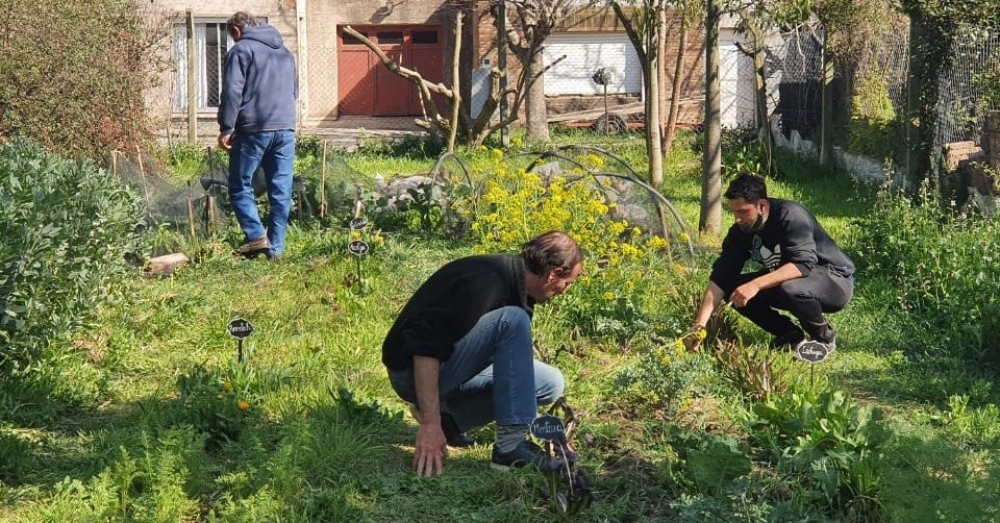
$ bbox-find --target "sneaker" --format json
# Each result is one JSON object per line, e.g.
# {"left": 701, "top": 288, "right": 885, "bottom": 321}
{"left": 809, "top": 324, "right": 837, "bottom": 353}
{"left": 769, "top": 329, "right": 805, "bottom": 349}
{"left": 490, "top": 440, "right": 555, "bottom": 471}
{"left": 234, "top": 237, "right": 271, "bottom": 258}
{"left": 408, "top": 404, "right": 474, "bottom": 448}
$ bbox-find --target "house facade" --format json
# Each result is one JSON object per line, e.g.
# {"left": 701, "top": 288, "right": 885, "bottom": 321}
{"left": 143, "top": 1, "right": 763, "bottom": 143}
{"left": 144, "top": 0, "right": 463, "bottom": 142}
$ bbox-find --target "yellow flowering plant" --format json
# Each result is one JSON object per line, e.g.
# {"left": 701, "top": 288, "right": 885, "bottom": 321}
{"left": 466, "top": 159, "right": 675, "bottom": 340}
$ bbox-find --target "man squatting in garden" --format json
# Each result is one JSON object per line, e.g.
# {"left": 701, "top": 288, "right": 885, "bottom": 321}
{"left": 217, "top": 12, "right": 298, "bottom": 260}
{"left": 382, "top": 231, "right": 583, "bottom": 476}
{"left": 688, "top": 172, "right": 855, "bottom": 353}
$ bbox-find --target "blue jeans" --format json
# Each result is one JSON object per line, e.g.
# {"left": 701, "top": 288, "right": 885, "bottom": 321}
{"left": 227, "top": 130, "right": 296, "bottom": 257}
{"left": 387, "top": 306, "right": 564, "bottom": 432}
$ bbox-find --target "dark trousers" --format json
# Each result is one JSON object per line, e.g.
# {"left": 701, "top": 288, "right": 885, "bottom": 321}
{"left": 723, "top": 266, "right": 854, "bottom": 339}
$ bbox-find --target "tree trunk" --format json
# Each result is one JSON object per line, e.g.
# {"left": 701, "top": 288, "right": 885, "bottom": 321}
{"left": 648, "top": 39, "right": 664, "bottom": 189}
{"left": 747, "top": 23, "right": 772, "bottom": 172}
{"left": 905, "top": 16, "right": 930, "bottom": 193}
{"left": 820, "top": 41, "right": 834, "bottom": 166}
{"left": 663, "top": 15, "right": 688, "bottom": 159}
{"left": 524, "top": 50, "right": 550, "bottom": 142}
{"left": 700, "top": 0, "right": 723, "bottom": 234}
{"left": 658, "top": 7, "right": 669, "bottom": 153}
{"left": 753, "top": 44, "right": 772, "bottom": 171}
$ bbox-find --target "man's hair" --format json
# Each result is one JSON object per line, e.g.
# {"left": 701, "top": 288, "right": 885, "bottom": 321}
{"left": 227, "top": 12, "right": 260, "bottom": 31}
{"left": 724, "top": 172, "right": 768, "bottom": 203}
{"left": 521, "top": 231, "right": 583, "bottom": 276}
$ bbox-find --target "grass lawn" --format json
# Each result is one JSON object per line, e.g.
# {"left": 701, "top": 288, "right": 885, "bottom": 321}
{"left": 2, "top": 128, "right": 999, "bottom": 522}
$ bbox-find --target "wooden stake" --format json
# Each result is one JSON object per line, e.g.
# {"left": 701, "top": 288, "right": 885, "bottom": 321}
{"left": 187, "top": 197, "right": 197, "bottom": 241}
{"left": 208, "top": 195, "right": 217, "bottom": 230}
{"left": 320, "top": 140, "right": 328, "bottom": 219}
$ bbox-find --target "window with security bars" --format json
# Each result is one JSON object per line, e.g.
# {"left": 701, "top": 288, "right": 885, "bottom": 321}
{"left": 173, "top": 20, "right": 233, "bottom": 112}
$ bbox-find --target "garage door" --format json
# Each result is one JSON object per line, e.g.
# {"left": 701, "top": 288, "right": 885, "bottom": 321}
{"left": 719, "top": 30, "right": 756, "bottom": 129}
{"left": 543, "top": 32, "right": 642, "bottom": 96}
{"left": 338, "top": 26, "right": 443, "bottom": 116}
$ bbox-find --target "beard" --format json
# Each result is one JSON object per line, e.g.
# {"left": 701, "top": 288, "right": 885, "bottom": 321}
{"left": 738, "top": 213, "right": 765, "bottom": 233}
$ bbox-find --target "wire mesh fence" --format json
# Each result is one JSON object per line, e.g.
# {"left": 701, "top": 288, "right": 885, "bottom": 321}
{"left": 766, "top": 20, "right": 998, "bottom": 165}
{"left": 935, "top": 25, "right": 1000, "bottom": 148}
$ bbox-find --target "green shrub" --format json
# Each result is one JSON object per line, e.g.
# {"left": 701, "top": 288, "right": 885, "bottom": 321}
{"left": 0, "top": 139, "right": 145, "bottom": 375}
{"left": 0, "top": 0, "right": 162, "bottom": 160}
{"left": 466, "top": 150, "right": 685, "bottom": 341}
{"left": 846, "top": 71, "right": 901, "bottom": 161}
{"left": 851, "top": 186, "right": 1000, "bottom": 359}
{"left": 171, "top": 363, "right": 259, "bottom": 449}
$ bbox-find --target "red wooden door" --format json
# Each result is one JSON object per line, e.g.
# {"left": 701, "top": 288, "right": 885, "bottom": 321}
{"left": 337, "top": 26, "right": 443, "bottom": 117}
{"left": 338, "top": 29, "right": 374, "bottom": 115}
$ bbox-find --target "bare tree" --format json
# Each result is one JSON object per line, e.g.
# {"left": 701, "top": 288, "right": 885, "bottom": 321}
{"left": 344, "top": 12, "right": 563, "bottom": 149}
{"left": 496, "top": 0, "right": 592, "bottom": 143}
{"left": 661, "top": 1, "right": 703, "bottom": 159}
{"left": 611, "top": 0, "right": 665, "bottom": 188}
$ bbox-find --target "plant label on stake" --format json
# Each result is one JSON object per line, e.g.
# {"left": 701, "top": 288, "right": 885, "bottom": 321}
{"left": 349, "top": 217, "right": 368, "bottom": 230}
{"left": 531, "top": 414, "right": 566, "bottom": 442}
{"left": 348, "top": 240, "right": 369, "bottom": 289}
{"left": 348, "top": 240, "right": 370, "bottom": 256}
{"left": 795, "top": 340, "right": 830, "bottom": 387}
{"left": 227, "top": 318, "right": 254, "bottom": 362}
{"left": 795, "top": 341, "right": 829, "bottom": 363}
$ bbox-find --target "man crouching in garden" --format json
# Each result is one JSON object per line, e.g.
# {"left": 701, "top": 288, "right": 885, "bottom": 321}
{"left": 383, "top": 231, "right": 583, "bottom": 476}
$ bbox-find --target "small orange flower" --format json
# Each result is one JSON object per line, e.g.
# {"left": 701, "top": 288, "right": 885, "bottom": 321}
{"left": 237, "top": 400, "right": 250, "bottom": 411}
{"left": 222, "top": 381, "right": 233, "bottom": 392}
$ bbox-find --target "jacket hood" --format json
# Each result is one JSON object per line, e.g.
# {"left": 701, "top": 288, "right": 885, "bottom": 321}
{"left": 241, "top": 24, "right": 284, "bottom": 49}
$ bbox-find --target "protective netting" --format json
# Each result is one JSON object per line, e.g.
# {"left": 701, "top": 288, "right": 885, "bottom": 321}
{"left": 934, "top": 25, "right": 1000, "bottom": 148}
{"left": 112, "top": 150, "right": 231, "bottom": 240}
{"left": 110, "top": 147, "right": 371, "bottom": 243}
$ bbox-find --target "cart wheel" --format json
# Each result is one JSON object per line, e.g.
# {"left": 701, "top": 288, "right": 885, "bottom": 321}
{"left": 592, "top": 113, "right": 628, "bottom": 135}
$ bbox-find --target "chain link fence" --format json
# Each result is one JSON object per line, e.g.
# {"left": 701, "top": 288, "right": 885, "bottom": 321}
{"left": 766, "top": 20, "right": 999, "bottom": 167}
{"left": 935, "top": 25, "right": 1000, "bottom": 148}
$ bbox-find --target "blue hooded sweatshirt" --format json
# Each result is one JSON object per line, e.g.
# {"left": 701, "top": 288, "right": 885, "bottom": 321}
{"left": 218, "top": 24, "right": 297, "bottom": 135}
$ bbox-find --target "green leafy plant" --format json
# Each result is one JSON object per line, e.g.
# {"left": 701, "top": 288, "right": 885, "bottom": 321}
{"left": 940, "top": 394, "right": 1000, "bottom": 448}
{"left": 749, "top": 383, "right": 889, "bottom": 520}
{"left": 852, "top": 184, "right": 1000, "bottom": 360}
{"left": 714, "top": 340, "right": 793, "bottom": 401}
{"left": 0, "top": 139, "right": 145, "bottom": 375}
{"left": 847, "top": 69, "right": 901, "bottom": 161}
{"left": 172, "top": 362, "right": 269, "bottom": 449}
{"left": 663, "top": 426, "right": 753, "bottom": 496}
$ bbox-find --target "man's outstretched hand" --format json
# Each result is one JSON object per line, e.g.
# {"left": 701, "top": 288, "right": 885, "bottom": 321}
{"left": 413, "top": 422, "right": 448, "bottom": 476}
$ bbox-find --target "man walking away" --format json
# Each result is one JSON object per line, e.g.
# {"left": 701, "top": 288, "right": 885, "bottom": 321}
{"left": 217, "top": 11, "right": 297, "bottom": 260}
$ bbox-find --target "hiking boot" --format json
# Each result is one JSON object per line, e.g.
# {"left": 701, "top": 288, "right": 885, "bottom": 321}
{"left": 234, "top": 237, "right": 271, "bottom": 258}
{"left": 490, "top": 440, "right": 555, "bottom": 472}
{"left": 408, "top": 404, "right": 474, "bottom": 448}
{"left": 769, "top": 329, "right": 805, "bottom": 350}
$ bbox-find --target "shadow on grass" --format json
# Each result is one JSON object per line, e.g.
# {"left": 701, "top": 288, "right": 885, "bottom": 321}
{"left": 0, "top": 377, "right": 417, "bottom": 521}
{"left": 881, "top": 430, "right": 1000, "bottom": 522}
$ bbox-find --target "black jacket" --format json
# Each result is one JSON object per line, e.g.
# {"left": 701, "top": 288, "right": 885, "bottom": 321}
{"left": 382, "top": 254, "right": 532, "bottom": 371}
{"left": 710, "top": 198, "right": 854, "bottom": 291}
